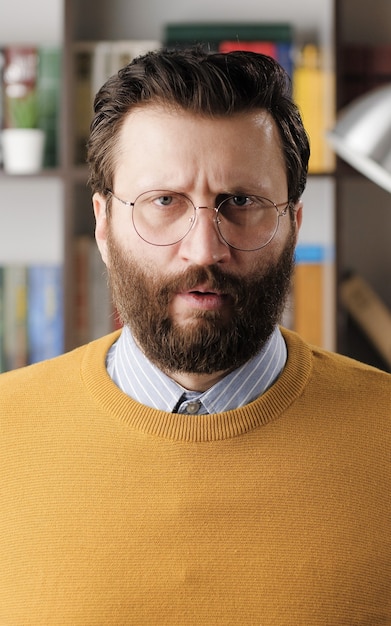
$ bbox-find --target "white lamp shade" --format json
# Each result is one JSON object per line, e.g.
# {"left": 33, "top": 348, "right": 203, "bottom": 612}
{"left": 328, "top": 84, "right": 391, "bottom": 193}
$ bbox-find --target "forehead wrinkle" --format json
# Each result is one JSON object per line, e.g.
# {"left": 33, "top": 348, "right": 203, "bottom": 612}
{"left": 114, "top": 106, "right": 287, "bottom": 200}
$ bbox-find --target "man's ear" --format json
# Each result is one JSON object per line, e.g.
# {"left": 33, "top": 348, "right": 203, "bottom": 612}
{"left": 293, "top": 200, "right": 303, "bottom": 236}
{"left": 93, "top": 192, "right": 110, "bottom": 267}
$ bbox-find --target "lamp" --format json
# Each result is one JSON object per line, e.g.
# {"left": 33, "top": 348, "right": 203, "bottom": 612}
{"left": 327, "top": 83, "right": 391, "bottom": 193}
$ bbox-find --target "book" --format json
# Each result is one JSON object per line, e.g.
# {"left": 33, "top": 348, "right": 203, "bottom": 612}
{"left": 276, "top": 41, "right": 294, "bottom": 79}
{"left": 293, "top": 44, "right": 335, "bottom": 174}
{"left": 164, "top": 22, "right": 293, "bottom": 50}
{"left": 292, "top": 244, "right": 335, "bottom": 350}
{"left": 73, "top": 40, "right": 161, "bottom": 164}
{"left": 37, "top": 46, "right": 61, "bottom": 167}
{"left": 73, "top": 42, "right": 96, "bottom": 164}
{"left": 27, "top": 265, "right": 64, "bottom": 364}
{"left": 3, "top": 265, "right": 28, "bottom": 371}
{"left": 0, "top": 267, "right": 4, "bottom": 373}
{"left": 218, "top": 40, "right": 294, "bottom": 78}
{"left": 92, "top": 40, "right": 161, "bottom": 97}
{"left": 340, "top": 274, "right": 391, "bottom": 370}
{"left": 3, "top": 45, "right": 39, "bottom": 129}
{"left": 219, "top": 41, "right": 277, "bottom": 57}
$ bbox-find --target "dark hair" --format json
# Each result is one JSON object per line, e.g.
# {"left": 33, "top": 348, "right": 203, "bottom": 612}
{"left": 87, "top": 48, "right": 309, "bottom": 204}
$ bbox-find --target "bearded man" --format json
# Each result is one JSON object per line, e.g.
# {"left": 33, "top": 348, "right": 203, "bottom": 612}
{"left": 1, "top": 49, "right": 390, "bottom": 624}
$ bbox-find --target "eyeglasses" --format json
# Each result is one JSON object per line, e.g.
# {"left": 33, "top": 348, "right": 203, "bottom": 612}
{"left": 107, "top": 189, "right": 290, "bottom": 251}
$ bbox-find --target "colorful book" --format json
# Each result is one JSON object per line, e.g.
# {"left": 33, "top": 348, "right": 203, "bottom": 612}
{"left": 73, "top": 42, "right": 96, "bottom": 164}
{"left": 3, "top": 265, "right": 28, "bottom": 371}
{"left": 73, "top": 40, "right": 161, "bottom": 165}
{"left": 0, "top": 267, "right": 4, "bottom": 373}
{"left": 37, "top": 47, "right": 61, "bottom": 167}
{"left": 293, "top": 44, "right": 335, "bottom": 174}
{"left": 164, "top": 22, "right": 293, "bottom": 50}
{"left": 92, "top": 40, "right": 161, "bottom": 98}
{"left": 276, "top": 41, "right": 294, "bottom": 78}
{"left": 293, "top": 244, "right": 335, "bottom": 350}
{"left": 27, "top": 265, "right": 64, "bottom": 363}
{"left": 218, "top": 40, "right": 294, "bottom": 78}
{"left": 219, "top": 41, "right": 277, "bottom": 56}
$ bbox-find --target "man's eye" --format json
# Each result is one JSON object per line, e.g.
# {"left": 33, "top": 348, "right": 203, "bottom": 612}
{"left": 221, "top": 195, "right": 252, "bottom": 209}
{"left": 232, "top": 196, "right": 250, "bottom": 207}
{"left": 156, "top": 195, "right": 174, "bottom": 206}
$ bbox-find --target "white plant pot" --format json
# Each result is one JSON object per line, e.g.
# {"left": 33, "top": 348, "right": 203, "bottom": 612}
{"left": 1, "top": 128, "right": 45, "bottom": 174}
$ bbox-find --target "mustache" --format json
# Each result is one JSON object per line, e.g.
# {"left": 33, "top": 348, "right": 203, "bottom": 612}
{"left": 157, "top": 265, "right": 246, "bottom": 303}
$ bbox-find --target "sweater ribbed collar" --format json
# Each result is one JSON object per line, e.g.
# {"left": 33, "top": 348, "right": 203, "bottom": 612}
{"left": 81, "top": 328, "right": 312, "bottom": 442}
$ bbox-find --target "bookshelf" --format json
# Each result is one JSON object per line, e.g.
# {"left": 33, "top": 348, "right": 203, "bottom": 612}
{"left": 1, "top": 0, "right": 389, "bottom": 370}
{"left": 64, "top": 0, "right": 336, "bottom": 351}
{"left": 0, "top": 1, "right": 64, "bottom": 370}
{"left": 334, "top": 0, "right": 391, "bottom": 370}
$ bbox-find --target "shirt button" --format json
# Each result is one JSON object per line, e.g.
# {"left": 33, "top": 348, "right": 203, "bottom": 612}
{"left": 185, "top": 401, "right": 201, "bottom": 414}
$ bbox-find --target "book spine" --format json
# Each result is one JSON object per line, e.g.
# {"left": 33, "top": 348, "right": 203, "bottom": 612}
{"left": 293, "top": 244, "right": 335, "bottom": 350}
{"left": 37, "top": 46, "right": 61, "bottom": 167}
{"left": 293, "top": 44, "right": 335, "bottom": 174}
{"left": 164, "top": 23, "right": 293, "bottom": 45}
{"left": 73, "top": 42, "right": 96, "bottom": 164}
{"left": 27, "top": 265, "right": 64, "bottom": 364}
{"left": 3, "top": 265, "right": 28, "bottom": 371}
{"left": 0, "top": 267, "right": 4, "bottom": 373}
{"left": 74, "top": 40, "right": 161, "bottom": 164}
{"left": 107, "top": 40, "right": 161, "bottom": 77}
{"left": 217, "top": 40, "right": 294, "bottom": 79}
{"left": 219, "top": 41, "right": 277, "bottom": 57}
{"left": 92, "top": 40, "right": 161, "bottom": 97}
{"left": 276, "top": 41, "right": 294, "bottom": 78}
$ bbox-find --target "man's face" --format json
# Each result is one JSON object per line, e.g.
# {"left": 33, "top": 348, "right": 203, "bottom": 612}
{"left": 94, "top": 105, "right": 302, "bottom": 377}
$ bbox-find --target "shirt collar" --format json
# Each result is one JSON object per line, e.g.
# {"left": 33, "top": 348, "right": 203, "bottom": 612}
{"left": 106, "top": 325, "right": 287, "bottom": 414}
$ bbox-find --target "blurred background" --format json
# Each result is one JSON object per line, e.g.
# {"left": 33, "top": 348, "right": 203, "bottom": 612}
{"left": 0, "top": 0, "right": 390, "bottom": 373}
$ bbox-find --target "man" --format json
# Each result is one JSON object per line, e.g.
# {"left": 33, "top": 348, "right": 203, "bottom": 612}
{"left": 1, "top": 48, "right": 390, "bottom": 624}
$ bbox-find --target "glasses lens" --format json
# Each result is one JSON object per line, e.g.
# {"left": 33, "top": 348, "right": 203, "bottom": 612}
{"left": 217, "top": 195, "right": 280, "bottom": 251}
{"left": 132, "top": 191, "right": 195, "bottom": 246}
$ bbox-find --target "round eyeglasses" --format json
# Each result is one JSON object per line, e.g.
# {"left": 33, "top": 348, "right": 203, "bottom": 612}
{"left": 107, "top": 189, "right": 290, "bottom": 251}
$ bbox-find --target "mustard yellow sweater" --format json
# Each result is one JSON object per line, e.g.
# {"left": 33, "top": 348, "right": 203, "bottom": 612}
{"left": 1, "top": 328, "right": 391, "bottom": 625}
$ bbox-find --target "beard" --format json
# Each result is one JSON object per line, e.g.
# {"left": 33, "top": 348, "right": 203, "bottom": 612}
{"left": 106, "top": 228, "right": 296, "bottom": 375}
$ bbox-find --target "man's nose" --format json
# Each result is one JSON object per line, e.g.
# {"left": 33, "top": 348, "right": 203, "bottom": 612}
{"left": 178, "top": 206, "right": 231, "bottom": 265}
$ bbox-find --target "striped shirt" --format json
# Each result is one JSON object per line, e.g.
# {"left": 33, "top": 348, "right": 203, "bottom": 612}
{"left": 106, "top": 325, "right": 287, "bottom": 415}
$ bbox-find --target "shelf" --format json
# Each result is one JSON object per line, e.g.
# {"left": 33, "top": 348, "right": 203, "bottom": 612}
{"left": 0, "top": 167, "right": 65, "bottom": 180}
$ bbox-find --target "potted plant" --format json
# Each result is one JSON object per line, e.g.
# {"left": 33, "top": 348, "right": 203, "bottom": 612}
{"left": 2, "top": 91, "right": 45, "bottom": 174}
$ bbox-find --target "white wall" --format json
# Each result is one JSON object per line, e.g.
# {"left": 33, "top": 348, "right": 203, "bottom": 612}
{"left": 0, "top": 179, "right": 64, "bottom": 265}
{"left": 118, "top": 0, "right": 332, "bottom": 43}
{"left": 78, "top": 0, "right": 333, "bottom": 56}
{"left": 0, "top": 0, "right": 62, "bottom": 44}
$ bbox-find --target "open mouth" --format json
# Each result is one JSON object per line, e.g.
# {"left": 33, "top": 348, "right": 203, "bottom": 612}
{"left": 181, "top": 288, "right": 230, "bottom": 311}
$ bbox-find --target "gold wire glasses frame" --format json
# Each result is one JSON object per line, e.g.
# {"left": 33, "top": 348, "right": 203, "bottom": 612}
{"left": 107, "top": 189, "right": 290, "bottom": 251}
